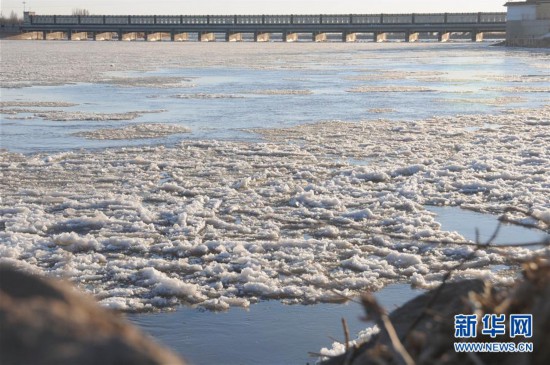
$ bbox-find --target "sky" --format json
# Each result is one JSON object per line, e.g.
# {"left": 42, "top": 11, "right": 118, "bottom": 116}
{"left": 2, "top": 0, "right": 509, "bottom": 16}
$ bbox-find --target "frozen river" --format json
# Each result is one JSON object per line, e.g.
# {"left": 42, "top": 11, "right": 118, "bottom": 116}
{"left": 2, "top": 42, "right": 549, "bottom": 153}
{"left": 1, "top": 41, "right": 549, "bottom": 364}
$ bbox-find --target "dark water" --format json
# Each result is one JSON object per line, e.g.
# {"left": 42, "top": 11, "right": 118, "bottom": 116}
{"left": 128, "top": 284, "right": 420, "bottom": 365}
{"left": 426, "top": 206, "right": 549, "bottom": 245}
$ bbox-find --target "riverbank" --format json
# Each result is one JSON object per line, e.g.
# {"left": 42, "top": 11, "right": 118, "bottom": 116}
{"left": 322, "top": 253, "right": 550, "bottom": 365}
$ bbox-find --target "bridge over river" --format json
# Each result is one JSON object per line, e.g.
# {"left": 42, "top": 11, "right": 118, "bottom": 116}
{"left": 20, "top": 12, "right": 506, "bottom": 42}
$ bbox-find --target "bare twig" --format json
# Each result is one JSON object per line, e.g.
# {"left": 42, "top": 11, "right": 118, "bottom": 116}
{"left": 362, "top": 293, "right": 415, "bottom": 365}
{"left": 500, "top": 206, "right": 550, "bottom": 229}
{"left": 341, "top": 317, "right": 356, "bottom": 365}
{"left": 342, "top": 318, "right": 351, "bottom": 353}
{"left": 485, "top": 221, "right": 502, "bottom": 246}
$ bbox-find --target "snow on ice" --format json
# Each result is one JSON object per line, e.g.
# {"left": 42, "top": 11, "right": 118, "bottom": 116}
{"left": 1, "top": 104, "right": 547, "bottom": 312}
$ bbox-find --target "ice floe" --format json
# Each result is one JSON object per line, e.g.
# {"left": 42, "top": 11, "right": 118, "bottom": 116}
{"left": 172, "top": 93, "right": 244, "bottom": 99}
{"left": 1, "top": 105, "right": 548, "bottom": 312}
{"left": 73, "top": 123, "right": 191, "bottom": 140}
{"left": 103, "top": 76, "right": 196, "bottom": 89}
{"left": 0, "top": 101, "right": 78, "bottom": 108}
{"left": 249, "top": 89, "right": 313, "bottom": 95}
{"left": 33, "top": 110, "right": 165, "bottom": 122}
{"left": 347, "top": 86, "right": 435, "bottom": 93}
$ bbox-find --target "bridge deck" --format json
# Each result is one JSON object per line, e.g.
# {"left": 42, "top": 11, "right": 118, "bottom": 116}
{"left": 20, "top": 13, "right": 507, "bottom": 41}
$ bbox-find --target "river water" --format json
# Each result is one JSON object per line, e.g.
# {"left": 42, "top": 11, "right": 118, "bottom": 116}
{"left": 2, "top": 42, "right": 549, "bottom": 153}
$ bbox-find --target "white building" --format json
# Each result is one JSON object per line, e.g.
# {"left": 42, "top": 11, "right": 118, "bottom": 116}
{"left": 505, "top": 0, "right": 550, "bottom": 46}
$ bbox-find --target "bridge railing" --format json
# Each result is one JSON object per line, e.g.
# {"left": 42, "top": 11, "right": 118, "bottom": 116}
{"left": 208, "top": 16, "right": 235, "bottom": 25}
{"left": 414, "top": 14, "right": 446, "bottom": 24}
{"left": 24, "top": 12, "right": 507, "bottom": 26}
{"left": 351, "top": 15, "right": 383, "bottom": 24}
{"left": 80, "top": 16, "right": 104, "bottom": 24}
{"left": 293, "top": 15, "right": 321, "bottom": 24}
{"left": 320, "top": 15, "right": 350, "bottom": 24}
{"left": 156, "top": 16, "right": 181, "bottom": 25}
{"left": 264, "top": 15, "right": 292, "bottom": 24}
{"left": 181, "top": 16, "right": 208, "bottom": 24}
{"left": 447, "top": 13, "right": 477, "bottom": 23}
{"left": 480, "top": 12, "right": 507, "bottom": 22}
{"left": 236, "top": 16, "right": 263, "bottom": 24}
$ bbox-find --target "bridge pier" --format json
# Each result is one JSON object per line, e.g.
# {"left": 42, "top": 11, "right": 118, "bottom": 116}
{"left": 374, "top": 32, "right": 387, "bottom": 43}
{"left": 199, "top": 32, "right": 216, "bottom": 42}
{"left": 226, "top": 32, "right": 243, "bottom": 42}
{"left": 95, "top": 32, "right": 113, "bottom": 41}
{"left": 71, "top": 32, "right": 88, "bottom": 41}
{"left": 45, "top": 31, "right": 65, "bottom": 40}
{"left": 342, "top": 32, "right": 357, "bottom": 42}
{"left": 147, "top": 32, "right": 170, "bottom": 41}
{"left": 284, "top": 32, "right": 298, "bottom": 42}
{"left": 406, "top": 32, "right": 419, "bottom": 42}
{"left": 19, "top": 31, "right": 43, "bottom": 40}
{"left": 438, "top": 31, "right": 451, "bottom": 42}
{"left": 173, "top": 32, "right": 189, "bottom": 41}
{"left": 312, "top": 32, "right": 327, "bottom": 42}
{"left": 122, "top": 32, "right": 139, "bottom": 41}
{"left": 254, "top": 32, "right": 270, "bottom": 42}
{"left": 471, "top": 31, "right": 484, "bottom": 42}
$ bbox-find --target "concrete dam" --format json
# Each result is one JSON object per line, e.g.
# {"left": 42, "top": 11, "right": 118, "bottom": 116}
{"left": 20, "top": 12, "right": 507, "bottom": 42}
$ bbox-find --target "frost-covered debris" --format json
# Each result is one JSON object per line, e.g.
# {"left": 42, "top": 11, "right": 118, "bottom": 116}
{"left": 33, "top": 110, "right": 165, "bottom": 122}
{"left": 73, "top": 124, "right": 191, "bottom": 140}
{"left": 172, "top": 93, "right": 244, "bottom": 99}
{"left": 435, "top": 96, "right": 528, "bottom": 106}
{"left": 346, "top": 74, "right": 408, "bottom": 81}
{"left": 351, "top": 70, "right": 446, "bottom": 77}
{"left": 367, "top": 108, "right": 396, "bottom": 114}
{"left": 5, "top": 115, "right": 36, "bottom": 120}
{"left": 346, "top": 70, "right": 448, "bottom": 82}
{"left": 0, "top": 101, "right": 78, "bottom": 108}
{"left": 1, "top": 106, "right": 548, "bottom": 312}
{"left": 413, "top": 76, "right": 472, "bottom": 84}
{"left": 483, "top": 74, "right": 550, "bottom": 83}
{"left": 103, "top": 76, "right": 196, "bottom": 89}
{"left": 0, "top": 108, "right": 63, "bottom": 115}
{"left": 249, "top": 89, "right": 313, "bottom": 95}
{"left": 481, "top": 86, "right": 550, "bottom": 93}
{"left": 347, "top": 86, "right": 435, "bottom": 93}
